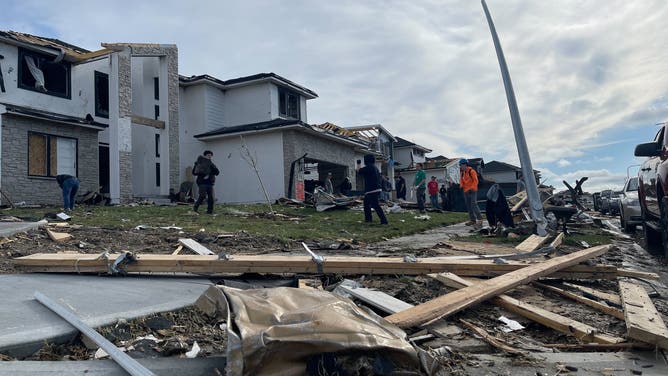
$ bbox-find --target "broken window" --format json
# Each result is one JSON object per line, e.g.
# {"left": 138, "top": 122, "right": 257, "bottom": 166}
{"left": 94, "top": 71, "right": 109, "bottom": 118}
{"left": 28, "top": 132, "right": 77, "bottom": 177}
{"left": 279, "top": 88, "right": 300, "bottom": 120}
{"left": 18, "top": 48, "right": 71, "bottom": 98}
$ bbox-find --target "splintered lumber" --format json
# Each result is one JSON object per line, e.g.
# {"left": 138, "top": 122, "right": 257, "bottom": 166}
{"left": 459, "top": 319, "right": 526, "bottom": 355}
{"left": 335, "top": 280, "right": 414, "bottom": 314}
{"left": 511, "top": 196, "right": 528, "bottom": 212}
{"left": 616, "top": 268, "right": 660, "bottom": 280}
{"left": 563, "top": 282, "right": 622, "bottom": 306}
{"left": 46, "top": 228, "right": 72, "bottom": 242}
{"left": 34, "top": 291, "right": 156, "bottom": 376}
{"left": 385, "top": 245, "right": 611, "bottom": 328}
{"left": 549, "top": 232, "right": 565, "bottom": 248}
{"left": 15, "top": 251, "right": 630, "bottom": 278}
{"left": 171, "top": 245, "right": 184, "bottom": 255}
{"left": 619, "top": 280, "right": 668, "bottom": 350}
{"left": 514, "top": 234, "right": 550, "bottom": 253}
{"left": 532, "top": 282, "right": 625, "bottom": 320}
{"left": 429, "top": 272, "right": 624, "bottom": 344}
{"left": 178, "top": 238, "right": 214, "bottom": 255}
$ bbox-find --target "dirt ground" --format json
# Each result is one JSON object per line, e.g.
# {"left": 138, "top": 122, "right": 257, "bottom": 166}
{"left": 2, "top": 211, "right": 668, "bottom": 374}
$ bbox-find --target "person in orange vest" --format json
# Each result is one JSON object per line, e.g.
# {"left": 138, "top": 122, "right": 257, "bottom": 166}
{"left": 459, "top": 159, "right": 482, "bottom": 228}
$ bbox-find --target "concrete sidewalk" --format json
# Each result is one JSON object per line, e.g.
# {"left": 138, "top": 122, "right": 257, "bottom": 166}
{"left": 0, "top": 274, "right": 211, "bottom": 358}
{"left": 0, "top": 220, "right": 46, "bottom": 238}
{"left": 0, "top": 357, "right": 226, "bottom": 375}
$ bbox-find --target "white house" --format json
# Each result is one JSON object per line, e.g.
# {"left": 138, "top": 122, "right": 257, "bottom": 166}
{"left": 0, "top": 31, "right": 179, "bottom": 205}
{"left": 394, "top": 136, "right": 432, "bottom": 170}
{"left": 179, "top": 73, "right": 371, "bottom": 204}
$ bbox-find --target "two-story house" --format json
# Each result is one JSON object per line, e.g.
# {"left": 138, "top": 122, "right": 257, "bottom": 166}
{"left": 393, "top": 136, "right": 432, "bottom": 170}
{"left": 179, "top": 73, "right": 369, "bottom": 203}
{"left": 0, "top": 31, "right": 179, "bottom": 205}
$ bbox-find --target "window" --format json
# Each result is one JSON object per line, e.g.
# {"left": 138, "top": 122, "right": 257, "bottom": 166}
{"left": 94, "top": 71, "right": 109, "bottom": 118}
{"left": 28, "top": 132, "right": 77, "bottom": 177}
{"left": 278, "top": 88, "right": 300, "bottom": 119}
{"left": 154, "top": 77, "right": 159, "bottom": 100}
{"left": 155, "top": 163, "right": 161, "bottom": 187}
{"left": 18, "top": 48, "right": 71, "bottom": 98}
{"left": 155, "top": 134, "right": 160, "bottom": 157}
{"left": 154, "top": 105, "right": 160, "bottom": 120}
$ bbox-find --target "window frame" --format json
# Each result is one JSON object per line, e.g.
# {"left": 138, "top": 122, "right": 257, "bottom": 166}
{"left": 94, "top": 71, "right": 109, "bottom": 118}
{"left": 27, "top": 131, "right": 78, "bottom": 178}
{"left": 278, "top": 88, "right": 301, "bottom": 120}
{"left": 17, "top": 48, "right": 72, "bottom": 99}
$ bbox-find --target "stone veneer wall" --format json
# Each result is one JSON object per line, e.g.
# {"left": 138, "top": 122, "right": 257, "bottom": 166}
{"left": 1, "top": 114, "right": 100, "bottom": 206}
{"left": 282, "top": 129, "right": 356, "bottom": 196}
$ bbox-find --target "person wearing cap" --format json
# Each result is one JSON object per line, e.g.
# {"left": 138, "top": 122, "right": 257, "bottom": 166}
{"left": 427, "top": 176, "right": 439, "bottom": 209}
{"left": 413, "top": 163, "right": 427, "bottom": 213}
{"left": 356, "top": 154, "right": 388, "bottom": 224}
{"left": 324, "top": 172, "right": 334, "bottom": 194}
{"left": 192, "top": 150, "right": 220, "bottom": 214}
{"left": 459, "top": 158, "right": 482, "bottom": 227}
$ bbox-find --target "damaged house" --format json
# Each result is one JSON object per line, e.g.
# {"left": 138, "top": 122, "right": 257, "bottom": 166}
{"left": 179, "top": 73, "right": 375, "bottom": 204}
{"left": 0, "top": 31, "right": 179, "bottom": 205}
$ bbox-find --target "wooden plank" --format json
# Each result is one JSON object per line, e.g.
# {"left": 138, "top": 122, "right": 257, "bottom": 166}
{"left": 178, "top": 238, "right": 214, "bottom": 255}
{"left": 15, "top": 251, "right": 624, "bottom": 278}
{"left": 335, "top": 281, "right": 413, "bottom": 314}
{"left": 171, "top": 245, "right": 184, "bottom": 256}
{"left": 511, "top": 196, "right": 527, "bottom": 212}
{"left": 563, "top": 282, "right": 622, "bottom": 306}
{"left": 619, "top": 280, "right": 668, "bottom": 350}
{"left": 430, "top": 273, "right": 624, "bottom": 344}
{"left": 46, "top": 228, "right": 72, "bottom": 242}
{"left": 532, "top": 282, "right": 625, "bottom": 320}
{"left": 549, "top": 232, "right": 565, "bottom": 248}
{"left": 514, "top": 234, "right": 550, "bottom": 253}
{"left": 617, "top": 268, "right": 660, "bottom": 280}
{"left": 131, "top": 115, "right": 165, "bottom": 129}
{"left": 385, "top": 245, "right": 611, "bottom": 328}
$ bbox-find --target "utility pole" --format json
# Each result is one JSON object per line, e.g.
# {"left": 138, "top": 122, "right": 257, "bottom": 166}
{"left": 481, "top": 0, "right": 547, "bottom": 236}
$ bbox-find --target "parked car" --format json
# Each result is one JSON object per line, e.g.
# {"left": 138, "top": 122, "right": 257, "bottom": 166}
{"left": 619, "top": 177, "right": 641, "bottom": 232}
{"left": 599, "top": 190, "right": 614, "bottom": 214}
{"left": 634, "top": 124, "right": 668, "bottom": 256}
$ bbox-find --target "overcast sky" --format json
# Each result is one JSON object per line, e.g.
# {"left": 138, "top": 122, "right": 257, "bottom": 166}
{"left": 5, "top": 0, "right": 668, "bottom": 192}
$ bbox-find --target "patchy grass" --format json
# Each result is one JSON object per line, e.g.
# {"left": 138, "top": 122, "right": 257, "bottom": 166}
{"left": 564, "top": 233, "right": 612, "bottom": 247}
{"left": 4, "top": 204, "right": 469, "bottom": 243}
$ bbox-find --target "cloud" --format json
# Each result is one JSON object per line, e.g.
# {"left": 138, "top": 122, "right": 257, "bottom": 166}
{"left": 557, "top": 159, "right": 571, "bottom": 167}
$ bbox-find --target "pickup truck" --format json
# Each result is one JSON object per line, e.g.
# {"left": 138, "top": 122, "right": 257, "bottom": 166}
{"left": 634, "top": 124, "right": 668, "bottom": 256}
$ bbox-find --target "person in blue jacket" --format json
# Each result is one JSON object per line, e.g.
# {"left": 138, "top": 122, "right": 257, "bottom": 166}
{"left": 56, "top": 174, "right": 79, "bottom": 211}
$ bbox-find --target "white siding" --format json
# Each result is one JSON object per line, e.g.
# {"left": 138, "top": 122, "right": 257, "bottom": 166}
{"left": 179, "top": 85, "right": 208, "bottom": 183}
{"left": 204, "top": 85, "right": 225, "bottom": 131}
{"left": 223, "top": 83, "right": 272, "bottom": 126}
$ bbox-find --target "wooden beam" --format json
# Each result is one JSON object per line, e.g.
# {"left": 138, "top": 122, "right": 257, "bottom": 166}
{"left": 549, "top": 232, "right": 565, "bottom": 248}
{"left": 15, "top": 251, "right": 628, "bottom": 279}
{"left": 616, "top": 268, "right": 660, "bottom": 280}
{"left": 131, "top": 115, "right": 165, "bottom": 129}
{"left": 619, "top": 280, "right": 668, "bottom": 350}
{"left": 171, "top": 245, "right": 184, "bottom": 256}
{"left": 510, "top": 196, "right": 527, "bottom": 212}
{"left": 385, "top": 245, "right": 611, "bottom": 328}
{"left": 514, "top": 234, "right": 550, "bottom": 253}
{"left": 562, "top": 282, "right": 622, "bottom": 306}
{"left": 532, "top": 282, "right": 625, "bottom": 320}
{"left": 429, "top": 272, "right": 624, "bottom": 344}
{"left": 178, "top": 238, "right": 214, "bottom": 255}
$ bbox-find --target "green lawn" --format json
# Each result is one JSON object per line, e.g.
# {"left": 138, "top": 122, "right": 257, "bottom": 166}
{"left": 5, "top": 204, "right": 469, "bottom": 243}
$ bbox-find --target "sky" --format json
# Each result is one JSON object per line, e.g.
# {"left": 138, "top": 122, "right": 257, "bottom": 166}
{"left": 4, "top": 0, "right": 668, "bottom": 192}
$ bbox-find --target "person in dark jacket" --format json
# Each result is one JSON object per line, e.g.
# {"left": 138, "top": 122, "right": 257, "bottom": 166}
{"left": 339, "top": 177, "right": 352, "bottom": 196}
{"left": 395, "top": 173, "right": 406, "bottom": 200}
{"left": 356, "top": 154, "right": 388, "bottom": 224}
{"left": 485, "top": 183, "right": 514, "bottom": 230}
{"left": 192, "top": 150, "right": 220, "bottom": 214}
{"left": 56, "top": 174, "right": 79, "bottom": 211}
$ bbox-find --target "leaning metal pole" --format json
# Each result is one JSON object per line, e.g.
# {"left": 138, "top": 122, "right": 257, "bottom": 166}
{"left": 481, "top": 0, "right": 547, "bottom": 236}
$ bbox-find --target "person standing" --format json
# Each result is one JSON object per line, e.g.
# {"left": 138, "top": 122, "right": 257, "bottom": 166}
{"left": 439, "top": 183, "right": 448, "bottom": 211}
{"left": 339, "top": 177, "right": 352, "bottom": 196}
{"left": 192, "top": 150, "right": 220, "bottom": 214}
{"left": 395, "top": 173, "right": 407, "bottom": 200}
{"left": 516, "top": 174, "right": 526, "bottom": 194}
{"left": 56, "top": 174, "right": 79, "bottom": 212}
{"left": 413, "top": 163, "right": 426, "bottom": 213}
{"left": 427, "top": 176, "right": 439, "bottom": 209}
{"left": 324, "top": 172, "right": 334, "bottom": 194}
{"left": 356, "top": 154, "right": 388, "bottom": 224}
{"left": 459, "top": 159, "right": 482, "bottom": 227}
{"left": 380, "top": 174, "right": 392, "bottom": 202}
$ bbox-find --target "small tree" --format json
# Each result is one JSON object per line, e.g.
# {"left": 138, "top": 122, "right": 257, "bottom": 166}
{"left": 239, "top": 136, "right": 274, "bottom": 214}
